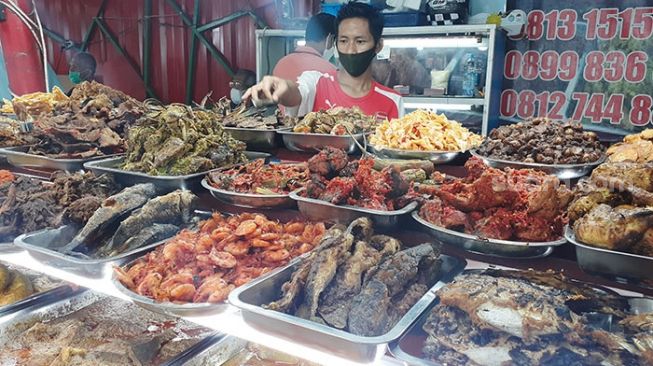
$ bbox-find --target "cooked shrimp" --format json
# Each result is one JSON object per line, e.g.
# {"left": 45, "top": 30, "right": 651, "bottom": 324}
{"left": 136, "top": 272, "right": 162, "bottom": 297}
{"left": 235, "top": 220, "right": 257, "bottom": 236}
{"left": 209, "top": 249, "right": 237, "bottom": 268}
{"left": 251, "top": 239, "right": 271, "bottom": 248}
{"left": 284, "top": 222, "right": 305, "bottom": 234}
{"left": 262, "top": 249, "right": 290, "bottom": 262}
{"left": 196, "top": 236, "right": 215, "bottom": 253}
{"left": 169, "top": 283, "right": 196, "bottom": 302}
{"left": 224, "top": 241, "right": 249, "bottom": 256}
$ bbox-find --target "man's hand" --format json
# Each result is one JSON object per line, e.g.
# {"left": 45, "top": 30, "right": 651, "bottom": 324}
{"left": 242, "top": 76, "right": 300, "bottom": 107}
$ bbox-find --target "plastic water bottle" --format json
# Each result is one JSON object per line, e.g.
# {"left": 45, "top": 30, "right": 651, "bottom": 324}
{"left": 462, "top": 53, "right": 479, "bottom": 97}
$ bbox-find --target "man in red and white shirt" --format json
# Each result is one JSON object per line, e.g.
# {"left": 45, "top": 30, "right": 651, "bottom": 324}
{"left": 244, "top": 2, "right": 403, "bottom": 121}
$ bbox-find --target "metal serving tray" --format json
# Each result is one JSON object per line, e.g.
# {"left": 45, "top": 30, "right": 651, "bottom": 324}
{"left": 14, "top": 224, "right": 172, "bottom": 278}
{"left": 565, "top": 225, "right": 653, "bottom": 285}
{"left": 83, "top": 151, "right": 271, "bottom": 192}
{"left": 111, "top": 255, "right": 230, "bottom": 317}
{"left": 290, "top": 188, "right": 418, "bottom": 230}
{"left": 201, "top": 177, "right": 295, "bottom": 209}
{"left": 389, "top": 270, "right": 653, "bottom": 366}
{"left": 0, "top": 145, "right": 120, "bottom": 172}
{"left": 224, "top": 126, "right": 288, "bottom": 151}
{"left": 164, "top": 335, "right": 242, "bottom": 366}
{"left": 0, "top": 242, "right": 20, "bottom": 252}
{"left": 229, "top": 254, "right": 466, "bottom": 363}
{"left": 470, "top": 149, "right": 605, "bottom": 180}
{"left": 369, "top": 144, "right": 461, "bottom": 164}
{"left": 278, "top": 130, "right": 366, "bottom": 154}
{"left": 0, "top": 262, "right": 76, "bottom": 317}
{"left": 412, "top": 211, "right": 564, "bottom": 258}
{"left": 0, "top": 291, "right": 216, "bottom": 365}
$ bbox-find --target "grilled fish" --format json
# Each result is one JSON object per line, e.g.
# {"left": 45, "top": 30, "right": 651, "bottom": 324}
{"left": 265, "top": 224, "right": 347, "bottom": 313}
{"left": 104, "top": 223, "right": 180, "bottom": 257}
{"left": 319, "top": 241, "right": 383, "bottom": 329}
{"left": 348, "top": 243, "right": 438, "bottom": 336}
{"left": 61, "top": 183, "right": 156, "bottom": 253}
{"left": 108, "top": 190, "right": 198, "bottom": 251}
{"left": 301, "top": 229, "right": 353, "bottom": 320}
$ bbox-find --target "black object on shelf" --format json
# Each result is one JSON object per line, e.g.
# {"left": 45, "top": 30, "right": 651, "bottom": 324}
{"left": 383, "top": 12, "right": 429, "bottom": 27}
{"left": 426, "top": 0, "right": 469, "bottom": 25}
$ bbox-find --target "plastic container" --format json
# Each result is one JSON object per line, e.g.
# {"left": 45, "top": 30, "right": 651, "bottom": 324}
{"left": 462, "top": 53, "right": 480, "bottom": 97}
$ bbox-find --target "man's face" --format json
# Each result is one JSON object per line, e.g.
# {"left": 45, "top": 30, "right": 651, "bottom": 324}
{"left": 229, "top": 79, "right": 245, "bottom": 91}
{"left": 337, "top": 17, "right": 375, "bottom": 54}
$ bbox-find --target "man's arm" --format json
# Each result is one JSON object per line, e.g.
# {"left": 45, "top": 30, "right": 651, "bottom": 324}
{"left": 242, "top": 76, "right": 302, "bottom": 107}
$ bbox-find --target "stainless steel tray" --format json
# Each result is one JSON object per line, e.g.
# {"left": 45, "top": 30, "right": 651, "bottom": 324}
{"left": 565, "top": 225, "right": 653, "bottom": 285}
{"left": 229, "top": 254, "right": 466, "bottom": 363}
{"left": 224, "top": 126, "right": 288, "bottom": 151}
{"left": 111, "top": 255, "right": 229, "bottom": 317}
{"left": 201, "top": 177, "right": 295, "bottom": 209}
{"left": 412, "top": 211, "right": 563, "bottom": 258}
{"left": 83, "top": 151, "right": 271, "bottom": 192}
{"left": 290, "top": 188, "right": 417, "bottom": 230}
{"left": 164, "top": 335, "right": 242, "bottom": 366}
{"left": 389, "top": 270, "right": 653, "bottom": 366}
{"left": 369, "top": 144, "right": 461, "bottom": 164}
{"left": 14, "top": 224, "right": 173, "bottom": 278}
{"left": 470, "top": 149, "right": 605, "bottom": 180}
{"left": 0, "top": 145, "right": 120, "bottom": 172}
{"left": 0, "top": 241, "right": 21, "bottom": 252}
{"left": 278, "top": 130, "right": 366, "bottom": 154}
{"left": 0, "top": 291, "right": 215, "bottom": 365}
{"left": 0, "top": 262, "right": 76, "bottom": 316}
{"left": 0, "top": 290, "right": 100, "bottom": 327}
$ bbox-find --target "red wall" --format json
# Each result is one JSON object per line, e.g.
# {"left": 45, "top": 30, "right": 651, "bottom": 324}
{"left": 36, "top": 0, "right": 315, "bottom": 102}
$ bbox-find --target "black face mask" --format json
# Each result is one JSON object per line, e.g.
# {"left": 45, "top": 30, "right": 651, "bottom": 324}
{"left": 338, "top": 47, "right": 377, "bottom": 77}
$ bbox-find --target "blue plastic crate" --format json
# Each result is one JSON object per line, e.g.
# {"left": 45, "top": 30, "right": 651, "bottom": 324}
{"left": 321, "top": 3, "right": 342, "bottom": 16}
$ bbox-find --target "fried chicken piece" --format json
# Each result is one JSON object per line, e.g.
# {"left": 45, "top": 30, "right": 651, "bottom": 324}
{"left": 419, "top": 197, "right": 469, "bottom": 231}
{"left": 573, "top": 204, "right": 653, "bottom": 251}
{"left": 631, "top": 228, "right": 653, "bottom": 257}
{"left": 319, "top": 177, "right": 356, "bottom": 204}
{"left": 307, "top": 147, "right": 348, "bottom": 177}
{"left": 305, "top": 174, "right": 327, "bottom": 198}
{"left": 568, "top": 179, "right": 625, "bottom": 223}
{"left": 436, "top": 169, "right": 519, "bottom": 212}
{"left": 355, "top": 158, "right": 392, "bottom": 199}
{"left": 338, "top": 161, "right": 359, "bottom": 177}
{"left": 591, "top": 161, "right": 653, "bottom": 191}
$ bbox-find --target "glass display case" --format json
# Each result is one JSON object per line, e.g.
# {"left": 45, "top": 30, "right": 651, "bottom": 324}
{"left": 256, "top": 24, "right": 505, "bottom": 134}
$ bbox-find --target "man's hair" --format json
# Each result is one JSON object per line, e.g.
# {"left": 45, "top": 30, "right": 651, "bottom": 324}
{"left": 71, "top": 51, "right": 97, "bottom": 77}
{"left": 306, "top": 13, "right": 336, "bottom": 42}
{"left": 233, "top": 69, "right": 257, "bottom": 89}
{"left": 336, "top": 1, "right": 384, "bottom": 44}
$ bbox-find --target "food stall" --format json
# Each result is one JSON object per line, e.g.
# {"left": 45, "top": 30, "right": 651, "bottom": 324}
{"left": 0, "top": 1, "right": 652, "bottom": 366}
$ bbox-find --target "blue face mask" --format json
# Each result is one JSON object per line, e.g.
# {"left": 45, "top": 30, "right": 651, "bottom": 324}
{"left": 230, "top": 88, "right": 243, "bottom": 104}
{"left": 69, "top": 71, "right": 82, "bottom": 84}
